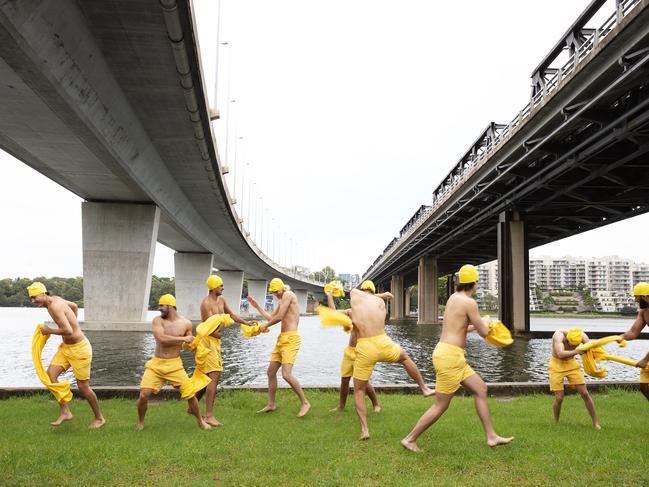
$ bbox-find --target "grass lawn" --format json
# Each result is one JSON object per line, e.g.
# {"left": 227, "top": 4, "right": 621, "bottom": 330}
{"left": 1, "top": 390, "right": 647, "bottom": 486}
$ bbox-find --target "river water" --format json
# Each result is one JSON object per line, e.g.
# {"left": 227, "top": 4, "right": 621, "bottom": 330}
{"left": 1, "top": 308, "right": 647, "bottom": 387}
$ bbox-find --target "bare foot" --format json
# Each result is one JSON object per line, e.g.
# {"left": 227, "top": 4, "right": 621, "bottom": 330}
{"left": 400, "top": 438, "right": 422, "bottom": 453}
{"left": 329, "top": 406, "right": 344, "bottom": 412}
{"left": 88, "top": 417, "right": 106, "bottom": 429}
{"left": 594, "top": 423, "right": 601, "bottom": 430}
{"left": 373, "top": 405, "right": 382, "bottom": 413}
{"left": 487, "top": 435, "right": 514, "bottom": 448}
{"left": 298, "top": 402, "right": 311, "bottom": 417}
{"left": 136, "top": 422, "right": 145, "bottom": 432}
{"left": 422, "top": 386, "right": 435, "bottom": 397}
{"left": 198, "top": 420, "right": 212, "bottom": 431}
{"left": 359, "top": 431, "right": 370, "bottom": 441}
{"left": 257, "top": 405, "right": 276, "bottom": 413}
{"left": 50, "top": 411, "right": 73, "bottom": 426}
{"left": 204, "top": 415, "right": 223, "bottom": 427}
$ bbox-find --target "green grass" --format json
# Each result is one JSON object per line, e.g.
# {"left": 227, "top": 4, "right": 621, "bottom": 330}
{"left": 1, "top": 390, "right": 647, "bottom": 486}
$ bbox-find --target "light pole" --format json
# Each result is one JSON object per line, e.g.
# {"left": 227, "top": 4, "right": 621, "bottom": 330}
{"left": 212, "top": 0, "right": 222, "bottom": 111}
{"left": 247, "top": 177, "right": 253, "bottom": 231}
{"left": 257, "top": 194, "right": 262, "bottom": 245}
{"left": 233, "top": 135, "right": 243, "bottom": 199}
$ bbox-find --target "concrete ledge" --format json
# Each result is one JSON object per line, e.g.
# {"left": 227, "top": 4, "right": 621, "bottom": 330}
{"left": 0, "top": 381, "right": 641, "bottom": 400}
{"left": 77, "top": 322, "right": 151, "bottom": 331}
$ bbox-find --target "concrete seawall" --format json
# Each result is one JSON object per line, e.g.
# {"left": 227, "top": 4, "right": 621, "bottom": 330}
{"left": 0, "top": 381, "right": 641, "bottom": 400}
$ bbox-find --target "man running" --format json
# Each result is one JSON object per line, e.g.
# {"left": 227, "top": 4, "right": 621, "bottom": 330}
{"left": 28, "top": 281, "right": 105, "bottom": 429}
{"left": 400, "top": 265, "right": 513, "bottom": 452}
{"left": 349, "top": 280, "right": 434, "bottom": 440}
{"left": 247, "top": 278, "right": 310, "bottom": 417}
{"left": 137, "top": 294, "right": 211, "bottom": 431}
{"left": 193, "top": 275, "right": 250, "bottom": 426}
{"left": 549, "top": 328, "right": 600, "bottom": 429}
{"left": 621, "top": 282, "right": 649, "bottom": 402}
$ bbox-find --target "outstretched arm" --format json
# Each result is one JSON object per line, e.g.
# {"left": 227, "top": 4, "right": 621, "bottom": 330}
{"left": 247, "top": 295, "right": 272, "bottom": 321}
{"left": 223, "top": 299, "right": 250, "bottom": 325}
{"left": 376, "top": 292, "right": 393, "bottom": 301}
{"left": 622, "top": 312, "right": 647, "bottom": 341}
{"left": 467, "top": 301, "right": 490, "bottom": 337}
{"left": 264, "top": 294, "right": 293, "bottom": 328}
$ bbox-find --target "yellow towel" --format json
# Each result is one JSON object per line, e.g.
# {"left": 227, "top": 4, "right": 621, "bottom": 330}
{"left": 241, "top": 321, "right": 266, "bottom": 337}
{"left": 188, "top": 314, "right": 234, "bottom": 377}
{"left": 317, "top": 305, "right": 353, "bottom": 333}
{"left": 577, "top": 335, "right": 646, "bottom": 378}
{"left": 31, "top": 325, "right": 73, "bottom": 403}
{"left": 484, "top": 320, "right": 513, "bottom": 347}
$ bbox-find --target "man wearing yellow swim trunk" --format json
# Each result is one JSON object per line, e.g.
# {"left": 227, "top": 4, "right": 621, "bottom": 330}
{"left": 28, "top": 282, "right": 105, "bottom": 429}
{"left": 325, "top": 290, "right": 380, "bottom": 413}
{"left": 401, "top": 265, "right": 513, "bottom": 452}
{"left": 193, "top": 275, "right": 251, "bottom": 427}
{"left": 248, "top": 278, "right": 310, "bottom": 417}
{"left": 137, "top": 294, "right": 211, "bottom": 431}
{"left": 348, "top": 281, "right": 434, "bottom": 440}
{"left": 622, "top": 282, "right": 649, "bottom": 403}
{"left": 549, "top": 328, "right": 600, "bottom": 429}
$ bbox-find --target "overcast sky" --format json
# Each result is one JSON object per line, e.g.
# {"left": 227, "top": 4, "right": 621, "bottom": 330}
{"left": 1, "top": 0, "right": 647, "bottom": 279}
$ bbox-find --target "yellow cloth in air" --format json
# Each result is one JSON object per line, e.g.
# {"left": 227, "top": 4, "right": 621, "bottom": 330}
{"left": 577, "top": 335, "right": 647, "bottom": 378}
{"left": 140, "top": 356, "right": 210, "bottom": 400}
{"left": 270, "top": 331, "right": 301, "bottom": 364}
{"left": 317, "top": 305, "right": 353, "bottom": 333}
{"left": 432, "top": 341, "right": 476, "bottom": 394}
{"left": 324, "top": 281, "right": 345, "bottom": 298}
{"left": 31, "top": 325, "right": 73, "bottom": 403}
{"left": 340, "top": 345, "right": 356, "bottom": 378}
{"left": 189, "top": 314, "right": 234, "bottom": 375}
{"left": 548, "top": 356, "right": 585, "bottom": 391}
{"left": 485, "top": 320, "right": 513, "bottom": 347}
{"left": 353, "top": 334, "right": 401, "bottom": 381}
{"left": 50, "top": 337, "right": 93, "bottom": 381}
{"left": 241, "top": 321, "right": 267, "bottom": 337}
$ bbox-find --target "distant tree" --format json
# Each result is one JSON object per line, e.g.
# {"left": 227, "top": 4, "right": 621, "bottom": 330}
{"left": 148, "top": 276, "right": 175, "bottom": 310}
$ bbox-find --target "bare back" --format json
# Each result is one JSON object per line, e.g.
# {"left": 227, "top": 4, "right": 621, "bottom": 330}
{"left": 153, "top": 315, "right": 192, "bottom": 359}
{"left": 440, "top": 292, "right": 485, "bottom": 348}
{"left": 47, "top": 296, "right": 84, "bottom": 344}
{"left": 349, "top": 289, "right": 387, "bottom": 338}
{"left": 277, "top": 291, "right": 300, "bottom": 332}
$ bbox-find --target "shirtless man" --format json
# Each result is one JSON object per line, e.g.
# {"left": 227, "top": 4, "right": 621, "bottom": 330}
{"left": 247, "top": 278, "right": 310, "bottom": 417}
{"left": 548, "top": 328, "right": 600, "bottom": 429}
{"left": 192, "top": 275, "right": 250, "bottom": 426}
{"left": 325, "top": 288, "right": 381, "bottom": 413}
{"left": 400, "top": 265, "right": 513, "bottom": 452}
{"left": 137, "top": 294, "right": 211, "bottom": 431}
{"left": 27, "top": 282, "right": 105, "bottom": 429}
{"left": 349, "top": 280, "right": 434, "bottom": 440}
{"left": 621, "top": 282, "right": 649, "bottom": 402}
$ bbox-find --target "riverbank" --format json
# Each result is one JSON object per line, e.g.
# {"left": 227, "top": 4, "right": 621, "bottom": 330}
{"left": 1, "top": 390, "right": 646, "bottom": 486}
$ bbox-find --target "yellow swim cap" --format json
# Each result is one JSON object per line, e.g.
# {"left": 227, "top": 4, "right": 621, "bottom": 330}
{"left": 633, "top": 282, "right": 649, "bottom": 296}
{"left": 268, "top": 278, "right": 285, "bottom": 293}
{"left": 158, "top": 294, "right": 177, "bottom": 307}
{"left": 458, "top": 264, "right": 479, "bottom": 284}
{"left": 27, "top": 282, "right": 48, "bottom": 297}
{"left": 566, "top": 327, "right": 583, "bottom": 346}
{"left": 360, "top": 280, "right": 376, "bottom": 294}
{"left": 206, "top": 275, "right": 223, "bottom": 290}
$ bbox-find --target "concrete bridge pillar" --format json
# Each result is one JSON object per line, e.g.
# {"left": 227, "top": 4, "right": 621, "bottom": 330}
{"left": 219, "top": 270, "right": 244, "bottom": 315}
{"left": 418, "top": 256, "right": 438, "bottom": 324}
{"left": 246, "top": 279, "right": 267, "bottom": 318}
{"left": 405, "top": 287, "right": 413, "bottom": 315}
{"left": 390, "top": 274, "right": 405, "bottom": 320}
{"left": 497, "top": 211, "right": 529, "bottom": 333}
{"left": 447, "top": 273, "right": 455, "bottom": 300}
{"left": 174, "top": 252, "right": 213, "bottom": 321}
{"left": 82, "top": 202, "right": 159, "bottom": 323}
{"left": 294, "top": 289, "right": 308, "bottom": 315}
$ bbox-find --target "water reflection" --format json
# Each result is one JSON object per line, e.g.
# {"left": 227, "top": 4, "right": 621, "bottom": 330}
{"left": 1, "top": 308, "right": 647, "bottom": 387}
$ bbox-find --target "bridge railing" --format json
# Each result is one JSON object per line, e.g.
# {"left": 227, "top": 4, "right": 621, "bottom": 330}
{"left": 363, "top": 0, "right": 642, "bottom": 279}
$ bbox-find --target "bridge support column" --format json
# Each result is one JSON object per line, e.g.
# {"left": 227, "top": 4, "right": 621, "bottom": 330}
{"left": 447, "top": 273, "right": 455, "bottom": 299}
{"left": 219, "top": 271, "right": 244, "bottom": 315}
{"left": 246, "top": 279, "right": 267, "bottom": 318}
{"left": 405, "top": 287, "right": 413, "bottom": 315}
{"left": 418, "top": 256, "right": 438, "bottom": 324}
{"left": 174, "top": 252, "right": 213, "bottom": 321}
{"left": 294, "top": 289, "right": 308, "bottom": 315}
{"left": 390, "top": 274, "right": 405, "bottom": 320}
{"left": 82, "top": 202, "right": 159, "bottom": 323}
{"left": 497, "top": 211, "right": 529, "bottom": 333}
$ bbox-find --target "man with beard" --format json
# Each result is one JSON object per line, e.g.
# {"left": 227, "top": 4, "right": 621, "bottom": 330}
{"left": 621, "top": 282, "right": 649, "bottom": 402}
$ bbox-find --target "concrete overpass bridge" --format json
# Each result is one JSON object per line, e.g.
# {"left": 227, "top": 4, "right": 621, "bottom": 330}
{"left": 363, "top": 0, "right": 649, "bottom": 332}
{"left": 0, "top": 0, "right": 323, "bottom": 324}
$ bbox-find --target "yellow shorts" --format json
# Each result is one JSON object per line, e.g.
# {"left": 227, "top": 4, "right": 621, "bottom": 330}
{"left": 353, "top": 334, "right": 401, "bottom": 381}
{"left": 640, "top": 367, "right": 649, "bottom": 384}
{"left": 200, "top": 336, "right": 223, "bottom": 374}
{"left": 50, "top": 338, "right": 93, "bottom": 381}
{"left": 432, "top": 342, "right": 475, "bottom": 395}
{"left": 270, "top": 331, "right": 301, "bottom": 364}
{"left": 140, "top": 356, "right": 200, "bottom": 400}
{"left": 340, "top": 346, "right": 356, "bottom": 378}
{"left": 548, "top": 356, "right": 585, "bottom": 392}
